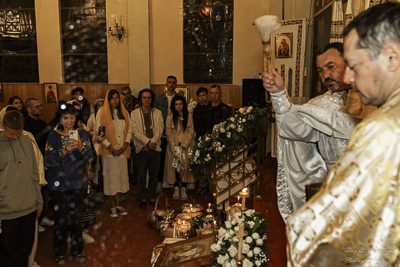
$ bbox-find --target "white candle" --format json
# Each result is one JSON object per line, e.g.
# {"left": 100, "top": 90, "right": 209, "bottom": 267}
{"left": 121, "top": 16, "right": 124, "bottom": 27}
{"left": 241, "top": 188, "right": 248, "bottom": 208}
{"left": 108, "top": 17, "right": 110, "bottom": 28}
{"left": 173, "top": 224, "right": 176, "bottom": 238}
{"left": 238, "top": 196, "right": 240, "bottom": 203}
{"left": 115, "top": 13, "right": 118, "bottom": 25}
{"left": 238, "top": 223, "right": 244, "bottom": 259}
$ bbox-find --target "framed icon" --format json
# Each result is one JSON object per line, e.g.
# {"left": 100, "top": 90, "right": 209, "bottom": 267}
{"left": 275, "top": 33, "right": 293, "bottom": 58}
{"left": 164, "top": 86, "right": 189, "bottom": 102}
{"left": 154, "top": 233, "right": 216, "bottom": 267}
{"left": 44, "top": 83, "right": 58, "bottom": 103}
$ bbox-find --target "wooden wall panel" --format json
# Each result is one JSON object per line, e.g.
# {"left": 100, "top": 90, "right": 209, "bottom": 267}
{"left": 150, "top": 84, "right": 243, "bottom": 112}
{"left": 0, "top": 83, "right": 128, "bottom": 123}
{"left": 0, "top": 83, "right": 244, "bottom": 124}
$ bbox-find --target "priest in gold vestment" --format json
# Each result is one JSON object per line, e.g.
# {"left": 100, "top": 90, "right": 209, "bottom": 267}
{"left": 287, "top": 3, "right": 400, "bottom": 266}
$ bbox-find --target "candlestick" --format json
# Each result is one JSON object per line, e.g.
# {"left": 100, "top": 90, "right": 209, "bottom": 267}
{"left": 238, "top": 223, "right": 244, "bottom": 260}
{"left": 240, "top": 188, "right": 248, "bottom": 210}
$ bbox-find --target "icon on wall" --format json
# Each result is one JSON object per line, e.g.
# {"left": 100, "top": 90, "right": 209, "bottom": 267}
{"left": 275, "top": 33, "right": 293, "bottom": 58}
{"left": 44, "top": 83, "right": 58, "bottom": 103}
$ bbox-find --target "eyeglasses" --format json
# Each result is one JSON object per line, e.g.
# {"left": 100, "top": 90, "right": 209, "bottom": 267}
{"left": 31, "top": 105, "right": 42, "bottom": 109}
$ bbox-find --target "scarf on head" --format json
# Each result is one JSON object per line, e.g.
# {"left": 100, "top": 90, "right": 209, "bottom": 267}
{"left": 98, "top": 90, "right": 130, "bottom": 158}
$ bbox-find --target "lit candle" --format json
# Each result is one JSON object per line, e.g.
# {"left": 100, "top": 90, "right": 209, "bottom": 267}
{"left": 115, "top": 13, "right": 118, "bottom": 25}
{"left": 238, "top": 196, "right": 240, "bottom": 203}
{"left": 121, "top": 16, "right": 124, "bottom": 27}
{"left": 208, "top": 203, "right": 211, "bottom": 209}
{"left": 240, "top": 188, "right": 248, "bottom": 209}
{"left": 214, "top": 220, "right": 217, "bottom": 231}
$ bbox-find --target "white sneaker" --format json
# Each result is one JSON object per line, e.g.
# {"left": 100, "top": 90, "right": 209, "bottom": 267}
{"left": 82, "top": 232, "right": 94, "bottom": 243}
{"left": 181, "top": 187, "right": 188, "bottom": 200}
{"left": 38, "top": 225, "right": 45, "bottom": 233}
{"left": 173, "top": 187, "right": 180, "bottom": 200}
{"left": 40, "top": 216, "right": 54, "bottom": 226}
{"left": 156, "top": 182, "right": 163, "bottom": 194}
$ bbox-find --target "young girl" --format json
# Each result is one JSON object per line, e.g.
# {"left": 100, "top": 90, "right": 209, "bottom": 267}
{"left": 164, "top": 95, "right": 195, "bottom": 200}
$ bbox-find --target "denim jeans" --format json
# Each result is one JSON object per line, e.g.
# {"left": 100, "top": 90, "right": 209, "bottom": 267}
{"left": 136, "top": 150, "right": 161, "bottom": 200}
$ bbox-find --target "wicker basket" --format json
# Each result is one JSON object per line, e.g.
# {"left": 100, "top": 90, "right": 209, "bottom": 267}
{"left": 148, "top": 193, "right": 170, "bottom": 229}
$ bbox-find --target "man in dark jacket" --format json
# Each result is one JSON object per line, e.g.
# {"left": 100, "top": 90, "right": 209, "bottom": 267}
{"left": 71, "top": 87, "right": 91, "bottom": 124}
{"left": 204, "top": 84, "right": 233, "bottom": 133}
{"left": 192, "top": 87, "right": 209, "bottom": 140}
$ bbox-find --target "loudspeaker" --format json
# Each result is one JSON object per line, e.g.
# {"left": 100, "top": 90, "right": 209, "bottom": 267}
{"left": 242, "top": 79, "right": 266, "bottom": 108}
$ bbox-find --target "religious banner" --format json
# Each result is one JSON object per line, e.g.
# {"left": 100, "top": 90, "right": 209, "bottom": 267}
{"left": 345, "top": 0, "right": 354, "bottom": 26}
{"left": 330, "top": 0, "right": 344, "bottom": 43}
{"left": 271, "top": 18, "right": 307, "bottom": 98}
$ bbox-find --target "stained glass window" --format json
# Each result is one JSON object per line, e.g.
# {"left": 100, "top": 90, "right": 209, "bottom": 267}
{"left": 60, "top": 0, "right": 107, "bottom": 83}
{"left": 183, "top": 0, "right": 233, "bottom": 84}
{"left": 0, "top": 0, "right": 38, "bottom": 82}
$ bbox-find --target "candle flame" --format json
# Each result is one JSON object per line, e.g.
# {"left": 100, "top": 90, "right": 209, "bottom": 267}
{"left": 242, "top": 188, "right": 248, "bottom": 193}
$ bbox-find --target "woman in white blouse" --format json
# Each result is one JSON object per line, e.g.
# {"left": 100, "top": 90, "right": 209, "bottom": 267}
{"left": 95, "top": 89, "right": 132, "bottom": 218}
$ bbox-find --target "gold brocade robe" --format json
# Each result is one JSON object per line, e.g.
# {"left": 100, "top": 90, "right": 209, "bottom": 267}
{"left": 287, "top": 88, "right": 400, "bottom": 266}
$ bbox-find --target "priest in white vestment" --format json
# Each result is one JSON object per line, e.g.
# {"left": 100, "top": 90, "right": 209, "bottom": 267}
{"left": 287, "top": 2, "right": 400, "bottom": 266}
{"left": 263, "top": 42, "right": 372, "bottom": 221}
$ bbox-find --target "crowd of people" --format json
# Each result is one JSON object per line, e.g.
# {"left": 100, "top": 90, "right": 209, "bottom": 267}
{"left": 3, "top": 3, "right": 399, "bottom": 266}
{"left": 0, "top": 78, "right": 233, "bottom": 266}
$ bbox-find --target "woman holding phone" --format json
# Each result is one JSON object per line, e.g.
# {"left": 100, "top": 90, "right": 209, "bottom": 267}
{"left": 95, "top": 89, "right": 132, "bottom": 218}
{"left": 45, "top": 104, "right": 93, "bottom": 266}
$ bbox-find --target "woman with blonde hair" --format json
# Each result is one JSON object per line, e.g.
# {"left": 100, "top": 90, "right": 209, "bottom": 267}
{"left": 95, "top": 89, "right": 132, "bottom": 217}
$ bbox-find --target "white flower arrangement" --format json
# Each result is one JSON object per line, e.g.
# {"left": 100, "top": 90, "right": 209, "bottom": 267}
{"left": 189, "top": 106, "right": 274, "bottom": 175}
{"left": 187, "top": 98, "right": 198, "bottom": 113}
{"left": 211, "top": 210, "right": 272, "bottom": 267}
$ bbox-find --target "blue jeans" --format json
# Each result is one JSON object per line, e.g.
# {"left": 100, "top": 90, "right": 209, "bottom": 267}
{"left": 137, "top": 150, "right": 161, "bottom": 200}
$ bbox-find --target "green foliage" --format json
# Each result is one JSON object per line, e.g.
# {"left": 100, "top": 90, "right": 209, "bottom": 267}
{"left": 189, "top": 106, "right": 274, "bottom": 175}
{"left": 211, "top": 210, "right": 273, "bottom": 267}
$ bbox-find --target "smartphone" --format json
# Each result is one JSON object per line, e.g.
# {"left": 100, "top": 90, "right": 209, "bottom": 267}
{"left": 69, "top": 130, "right": 78, "bottom": 140}
{"left": 98, "top": 126, "right": 106, "bottom": 136}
